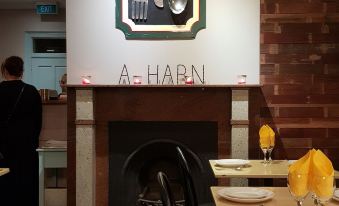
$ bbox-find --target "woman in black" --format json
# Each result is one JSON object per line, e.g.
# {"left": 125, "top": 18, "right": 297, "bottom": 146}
{"left": 0, "top": 56, "right": 42, "bottom": 206}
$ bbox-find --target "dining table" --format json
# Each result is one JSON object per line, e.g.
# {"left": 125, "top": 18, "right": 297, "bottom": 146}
{"left": 0, "top": 168, "right": 10, "bottom": 176}
{"left": 211, "top": 186, "right": 339, "bottom": 206}
{"left": 209, "top": 160, "right": 339, "bottom": 179}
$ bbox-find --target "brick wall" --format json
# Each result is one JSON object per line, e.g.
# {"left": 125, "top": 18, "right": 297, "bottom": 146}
{"left": 259, "top": 0, "right": 339, "bottom": 169}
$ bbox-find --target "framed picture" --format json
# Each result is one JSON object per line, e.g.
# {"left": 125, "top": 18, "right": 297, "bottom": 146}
{"left": 116, "top": 0, "right": 206, "bottom": 39}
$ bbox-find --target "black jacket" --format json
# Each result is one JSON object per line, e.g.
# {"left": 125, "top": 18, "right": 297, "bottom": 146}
{"left": 0, "top": 80, "right": 42, "bottom": 206}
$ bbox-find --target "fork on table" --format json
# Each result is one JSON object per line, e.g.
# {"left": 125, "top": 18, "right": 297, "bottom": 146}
{"left": 131, "top": 0, "right": 149, "bottom": 21}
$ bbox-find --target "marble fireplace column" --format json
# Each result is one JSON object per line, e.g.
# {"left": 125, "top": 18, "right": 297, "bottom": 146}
{"left": 231, "top": 89, "right": 249, "bottom": 186}
{"left": 75, "top": 89, "right": 95, "bottom": 206}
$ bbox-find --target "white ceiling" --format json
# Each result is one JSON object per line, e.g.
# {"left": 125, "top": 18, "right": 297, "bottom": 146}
{"left": 0, "top": 0, "right": 65, "bottom": 10}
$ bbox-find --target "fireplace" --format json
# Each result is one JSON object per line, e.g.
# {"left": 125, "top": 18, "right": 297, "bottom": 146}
{"left": 67, "top": 86, "right": 244, "bottom": 206}
{"left": 108, "top": 121, "right": 218, "bottom": 205}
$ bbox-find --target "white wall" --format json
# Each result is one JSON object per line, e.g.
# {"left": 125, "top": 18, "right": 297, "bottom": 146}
{"left": 0, "top": 10, "right": 66, "bottom": 81}
{"left": 67, "top": 0, "right": 260, "bottom": 85}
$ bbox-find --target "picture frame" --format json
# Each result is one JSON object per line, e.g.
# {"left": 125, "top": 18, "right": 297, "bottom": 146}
{"left": 116, "top": 0, "right": 206, "bottom": 39}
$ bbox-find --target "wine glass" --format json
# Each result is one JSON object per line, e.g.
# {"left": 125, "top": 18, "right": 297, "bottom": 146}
{"left": 311, "top": 175, "right": 336, "bottom": 206}
{"left": 267, "top": 126, "right": 275, "bottom": 164}
{"left": 268, "top": 145, "right": 274, "bottom": 163}
{"left": 287, "top": 173, "right": 309, "bottom": 206}
{"left": 259, "top": 142, "right": 269, "bottom": 164}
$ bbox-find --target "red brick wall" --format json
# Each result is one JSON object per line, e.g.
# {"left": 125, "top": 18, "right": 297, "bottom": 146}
{"left": 259, "top": 0, "right": 339, "bottom": 169}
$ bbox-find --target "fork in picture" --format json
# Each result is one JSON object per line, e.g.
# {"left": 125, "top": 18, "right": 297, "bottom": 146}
{"left": 131, "top": 0, "right": 148, "bottom": 21}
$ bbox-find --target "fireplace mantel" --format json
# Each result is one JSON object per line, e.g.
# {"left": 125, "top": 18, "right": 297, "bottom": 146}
{"left": 67, "top": 84, "right": 262, "bottom": 88}
{"left": 67, "top": 85, "right": 261, "bottom": 206}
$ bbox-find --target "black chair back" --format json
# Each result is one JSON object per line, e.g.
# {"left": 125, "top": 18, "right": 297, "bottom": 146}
{"left": 157, "top": 171, "right": 176, "bottom": 206}
{"left": 176, "top": 146, "right": 198, "bottom": 206}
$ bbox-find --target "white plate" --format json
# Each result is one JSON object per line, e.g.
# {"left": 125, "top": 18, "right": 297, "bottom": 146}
{"left": 217, "top": 187, "right": 274, "bottom": 203}
{"left": 215, "top": 159, "right": 250, "bottom": 167}
{"left": 333, "top": 189, "right": 339, "bottom": 202}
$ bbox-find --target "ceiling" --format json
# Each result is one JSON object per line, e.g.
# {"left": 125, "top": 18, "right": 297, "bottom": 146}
{"left": 0, "top": 0, "right": 65, "bottom": 10}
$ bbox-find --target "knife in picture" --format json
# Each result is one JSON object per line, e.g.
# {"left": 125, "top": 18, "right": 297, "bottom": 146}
{"left": 154, "top": 0, "right": 164, "bottom": 8}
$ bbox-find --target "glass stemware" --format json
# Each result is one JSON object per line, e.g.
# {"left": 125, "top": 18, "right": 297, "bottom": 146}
{"left": 287, "top": 173, "right": 309, "bottom": 206}
{"left": 259, "top": 142, "right": 269, "bottom": 164}
{"left": 268, "top": 145, "right": 274, "bottom": 163}
{"left": 311, "top": 175, "right": 336, "bottom": 206}
{"left": 268, "top": 125, "right": 275, "bottom": 163}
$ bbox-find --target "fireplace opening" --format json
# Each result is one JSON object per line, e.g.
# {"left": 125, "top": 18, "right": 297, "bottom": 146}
{"left": 133, "top": 142, "right": 187, "bottom": 206}
{"left": 109, "top": 121, "right": 218, "bottom": 206}
{"left": 124, "top": 140, "right": 202, "bottom": 206}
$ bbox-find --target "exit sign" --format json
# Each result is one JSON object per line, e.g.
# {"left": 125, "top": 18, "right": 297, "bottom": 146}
{"left": 36, "top": 3, "right": 58, "bottom": 14}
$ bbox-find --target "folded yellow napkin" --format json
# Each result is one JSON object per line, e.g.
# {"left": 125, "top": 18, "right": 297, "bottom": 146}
{"left": 288, "top": 149, "right": 314, "bottom": 197}
{"left": 288, "top": 149, "right": 334, "bottom": 198}
{"left": 309, "top": 150, "right": 334, "bottom": 198}
{"left": 267, "top": 125, "right": 275, "bottom": 147}
{"left": 259, "top": 125, "right": 275, "bottom": 148}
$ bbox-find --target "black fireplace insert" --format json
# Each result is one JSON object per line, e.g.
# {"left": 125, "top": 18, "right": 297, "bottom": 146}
{"left": 108, "top": 121, "right": 218, "bottom": 206}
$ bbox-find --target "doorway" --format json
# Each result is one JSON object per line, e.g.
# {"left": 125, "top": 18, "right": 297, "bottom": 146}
{"left": 24, "top": 32, "right": 66, "bottom": 94}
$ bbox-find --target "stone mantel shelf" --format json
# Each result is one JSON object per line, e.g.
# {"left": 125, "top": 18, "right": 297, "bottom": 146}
{"left": 67, "top": 84, "right": 262, "bottom": 88}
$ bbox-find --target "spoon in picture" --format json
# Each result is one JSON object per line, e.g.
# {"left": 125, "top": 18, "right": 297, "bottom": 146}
{"left": 168, "top": 0, "right": 188, "bottom": 14}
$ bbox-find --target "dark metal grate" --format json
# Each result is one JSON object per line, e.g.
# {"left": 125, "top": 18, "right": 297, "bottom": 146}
{"left": 136, "top": 184, "right": 185, "bottom": 206}
{"left": 137, "top": 198, "right": 184, "bottom": 206}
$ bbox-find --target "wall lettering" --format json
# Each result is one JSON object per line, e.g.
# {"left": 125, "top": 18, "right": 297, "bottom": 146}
{"left": 119, "top": 64, "right": 205, "bottom": 85}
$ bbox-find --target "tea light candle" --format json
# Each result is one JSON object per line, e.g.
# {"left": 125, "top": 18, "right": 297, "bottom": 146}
{"left": 185, "top": 76, "right": 193, "bottom": 85}
{"left": 237, "top": 75, "right": 247, "bottom": 84}
{"left": 81, "top": 75, "right": 92, "bottom": 85}
{"left": 133, "top": 76, "right": 142, "bottom": 85}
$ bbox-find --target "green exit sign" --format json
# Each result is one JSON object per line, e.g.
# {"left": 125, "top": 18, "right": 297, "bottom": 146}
{"left": 36, "top": 4, "right": 58, "bottom": 14}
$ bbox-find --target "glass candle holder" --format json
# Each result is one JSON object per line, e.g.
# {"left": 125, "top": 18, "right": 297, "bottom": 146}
{"left": 237, "top": 75, "right": 247, "bottom": 84}
{"left": 81, "top": 75, "right": 92, "bottom": 85}
{"left": 133, "top": 75, "right": 142, "bottom": 85}
{"left": 185, "top": 76, "right": 194, "bottom": 85}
